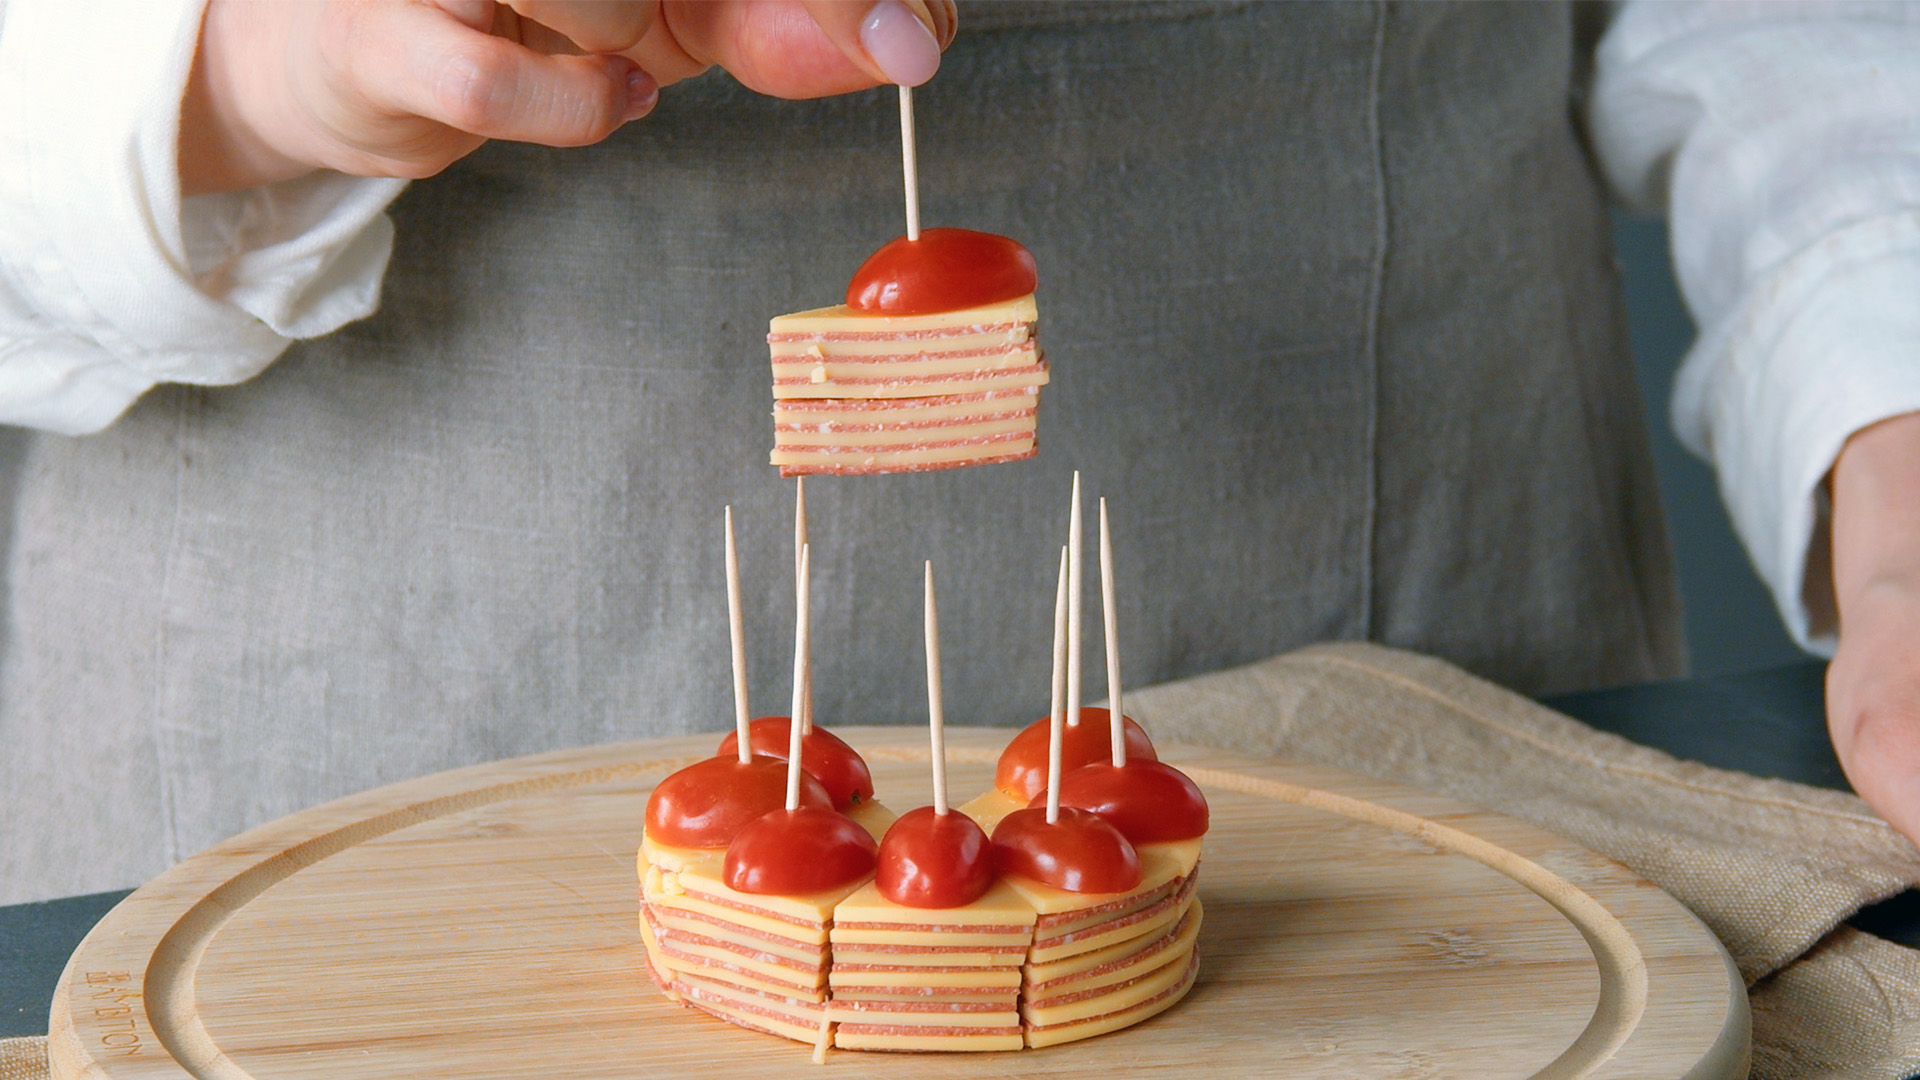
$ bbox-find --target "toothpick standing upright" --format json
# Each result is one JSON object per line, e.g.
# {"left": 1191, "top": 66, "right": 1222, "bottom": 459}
{"left": 725, "top": 506, "right": 751, "bottom": 764}
{"left": 794, "top": 478, "right": 812, "bottom": 735}
{"left": 1066, "top": 472, "right": 1084, "bottom": 730}
{"left": 924, "top": 561, "right": 948, "bottom": 814}
{"left": 1047, "top": 545, "right": 1070, "bottom": 824}
{"left": 1100, "top": 498, "right": 1126, "bottom": 767}
{"left": 899, "top": 86, "right": 921, "bottom": 241}
{"left": 786, "top": 544, "right": 811, "bottom": 810}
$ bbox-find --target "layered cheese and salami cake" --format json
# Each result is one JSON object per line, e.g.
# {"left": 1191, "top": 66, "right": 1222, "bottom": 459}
{"left": 766, "top": 295, "right": 1046, "bottom": 476}
{"left": 639, "top": 812, "right": 1201, "bottom": 1054}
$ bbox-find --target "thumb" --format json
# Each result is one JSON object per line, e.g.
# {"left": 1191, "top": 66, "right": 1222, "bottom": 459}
{"left": 802, "top": 0, "right": 954, "bottom": 87}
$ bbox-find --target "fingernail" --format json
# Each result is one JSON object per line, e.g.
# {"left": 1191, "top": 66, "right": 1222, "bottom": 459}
{"left": 860, "top": 1, "right": 941, "bottom": 87}
{"left": 626, "top": 68, "right": 659, "bottom": 120}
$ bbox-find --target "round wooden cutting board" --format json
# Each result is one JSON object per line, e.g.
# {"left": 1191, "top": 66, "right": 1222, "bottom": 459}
{"left": 49, "top": 729, "right": 1748, "bottom": 1080}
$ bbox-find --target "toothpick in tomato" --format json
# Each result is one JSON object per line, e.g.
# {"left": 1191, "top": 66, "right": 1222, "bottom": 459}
{"left": 876, "top": 806, "right": 995, "bottom": 908}
{"left": 644, "top": 755, "right": 832, "bottom": 849}
{"left": 989, "top": 806, "right": 1141, "bottom": 894}
{"left": 846, "top": 228, "right": 1038, "bottom": 316}
{"left": 724, "top": 806, "right": 878, "bottom": 895}
{"left": 995, "top": 707, "right": 1156, "bottom": 802}
{"left": 718, "top": 716, "right": 875, "bottom": 811}
{"left": 1036, "top": 759, "right": 1209, "bottom": 845}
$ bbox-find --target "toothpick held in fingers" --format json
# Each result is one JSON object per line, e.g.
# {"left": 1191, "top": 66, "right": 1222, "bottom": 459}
{"left": 1048, "top": 545, "right": 1069, "bottom": 824}
{"left": 1066, "top": 471, "right": 1084, "bottom": 730}
{"left": 725, "top": 506, "right": 751, "bottom": 764}
{"left": 787, "top": 544, "right": 811, "bottom": 810}
{"left": 1100, "top": 497, "right": 1125, "bottom": 767}
{"left": 794, "top": 478, "right": 812, "bottom": 735}
{"left": 924, "top": 561, "right": 948, "bottom": 814}
{"left": 899, "top": 86, "right": 921, "bottom": 241}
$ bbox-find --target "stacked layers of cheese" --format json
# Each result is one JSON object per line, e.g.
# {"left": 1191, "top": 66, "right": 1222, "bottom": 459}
{"left": 638, "top": 803, "right": 895, "bottom": 1049}
{"left": 767, "top": 296, "right": 1046, "bottom": 476}
{"left": 1006, "top": 843, "right": 1203, "bottom": 1048}
{"left": 827, "top": 879, "right": 1035, "bottom": 1051}
{"left": 639, "top": 815, "right": 1201, "bottom": 1053}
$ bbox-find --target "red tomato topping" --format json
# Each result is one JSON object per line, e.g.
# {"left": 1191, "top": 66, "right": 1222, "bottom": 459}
{"left": 717, "top": 716, "right": 875, "bottom": 811}
{"left": 724, "top": 806, "right": 879, "bottom": 895}
{"left": 995, "top": 707, "right": 1157, "bottom": 802}
{"left": 876, "top": 806, "right": 995, "bottom": 908}
{"left": 846, "top": 228, "right": 1038, "bottom": 315}
{"left": 989, "top": 806, "right": 1141, "bottom": 894}
{"left": 1035, "top": 759, "right": 1210, "bottom": 844}
{"left": 643, "top": 755, "right": 831, "bottom": 849}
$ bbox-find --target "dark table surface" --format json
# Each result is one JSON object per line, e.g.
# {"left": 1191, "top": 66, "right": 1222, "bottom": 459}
{"left": 4, "top": 659, "right": 1917, "bottom": 1040}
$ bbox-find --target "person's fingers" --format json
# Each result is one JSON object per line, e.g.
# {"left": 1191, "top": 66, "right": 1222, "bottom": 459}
{"left": 1827, "top": 592, "right": 1920, "bottom": 843}
{"left": 621, "top": 6, "right": 711, "bottom": 88}
{"left": 663, "top": 0, "right": 943, "bottom": 98}
{"left": 352, "top": 3, "right": 657, "bottom": 151}
{"left": 799, "top": 0, "right": 946, "bottom": 87}
{"left": 499, "top": 0, "right": 658, "bottom": 54}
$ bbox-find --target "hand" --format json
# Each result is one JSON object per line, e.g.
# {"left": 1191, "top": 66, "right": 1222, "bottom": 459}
{"left": 179, "top": 0, "right": 956, "bottom": 195}
{"left": 1827, "top": 410, "right": 1920, "bottom": 845}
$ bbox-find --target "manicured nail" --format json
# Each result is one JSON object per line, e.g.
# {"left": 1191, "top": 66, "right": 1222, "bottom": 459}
{"left": 860, "top": 1, "right": 940, "bottom": 87}
{"left": 626, "top": 68, "right": 659, "bottom": 120}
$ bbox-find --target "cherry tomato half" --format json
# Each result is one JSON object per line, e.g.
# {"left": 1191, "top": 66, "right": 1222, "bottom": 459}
{"left": 644, "top": 755, "right": 832, "bottom": 849}
{"left": 846, "top": 228, "right": 1038, "bottom": 315}
{"left": 717, "top": 716, "right": 875, "bottom": 811}
{"left": 1037, "top": 759, "right": 1210, "bottom": 844}
{"left": 995, "top": 707, "right": 1157, "bottom": 802}
{"left": 876, "top": 805, "right": 995, "bottom": 908}
{"left": 989, "top": 806, "right": 1141, "bottom": 894}
{"left": 724, "top": 806, "right": 879, "bottom": 895}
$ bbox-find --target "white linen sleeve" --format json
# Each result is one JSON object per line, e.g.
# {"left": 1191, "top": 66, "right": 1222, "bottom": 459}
{"left": 0, "top": 0, "right": 407, "bottom": 435}
{"left": 1590, "top": 1, "right": 1920, "bottom": 655}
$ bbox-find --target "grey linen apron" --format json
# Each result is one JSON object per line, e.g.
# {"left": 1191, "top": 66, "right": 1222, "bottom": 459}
{"left": 0, "top": 1, "right": 1682, "bottom": 903}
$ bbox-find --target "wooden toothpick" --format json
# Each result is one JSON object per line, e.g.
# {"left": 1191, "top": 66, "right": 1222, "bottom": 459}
{"left": 1100, "top": 498, "right": 1125, "bottom": 767}
{"left": 899, "top": 86, "right": 921, "bottom": 241}
{"left": 924, "top": 562, "right": 947, "bottom": 814}
{"left": 725, "top": 506, "right": 751, "bottom": 764}
{"left": 1066, "top": 472, "right": 1083, "bottom": 729}
{"left": 794, "top": 478, "right": 812, "bottom": 735}
{"left": 1047, "top": 545, "right": 1069, "bottom": 824}
{"left": 787, "top": 544, "right": 811, "bottom": 810}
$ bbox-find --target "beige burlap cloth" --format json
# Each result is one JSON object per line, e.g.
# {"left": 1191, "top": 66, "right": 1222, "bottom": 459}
{"left": 5, "top": 642, "right": 1917, "bottom": 1078}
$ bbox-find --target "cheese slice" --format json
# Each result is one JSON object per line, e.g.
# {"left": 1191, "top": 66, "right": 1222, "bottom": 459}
{"left": 771, "top": 435, "right": 1037, "bottom": 475}
{"left": 776, "top": 412, "right": 1036, "bottom": 449}
{"left": 676, "top": 861, "right": 869, "bottom": 927}
{"left": 1026, "top": 902, "right": 1202, "bottom": 989}
{"left": 844, "top": 798, "right": 897, "bottom": 841}
{"left": 1028, "top": 886, "right": 1195, "bottom": 965}
{"left": 829, "top": 966, "right": 1023, "bottom": 991}
{"left": 834, "top": 1028, "right": 1026, "bottom": 1053}
{"left": 768, "top": 295, "right": 1038, "bottom": 338}
{"left": 832, "top": 990, "right": 1017, "bottom": 1005}
{"left": 655, "top": 952, "right": 830, "bottom": 1004}
{"left": 640, "top": 834, "right": 726, "bottom": 875}
{"left": 1138, "top": 839, "right": 1203, "bottom": 878}
{"left": 829, "top": 1002, "right": 1020, "bottom": 1029}
{"left": 648, "top": 896, "right": 827, "bottom": 946}
{"left": 774, "top": 388, "right": 1038, "bottom": 431}
{"left": 651, "top": 908, "right": 827, "bottom": 965}
{"left": 1023, "top": 952, "right": 1199, "bottom": 1049}
{"left": 1028, "top": 904, "right": 1203, "bottom": 1004}
{"left": 677, "top": 988, "right": 826, "bottom": 1045}
{"left": 1008, "top": 847, "right": 1189, "bottom": 920}
{"left": 833, "top": 877, "right": 1037, "bottom": 930}
{"left": 830, "top": 948, "right": 1025, "bottom": 969}
{"left": 956, "top": 788, "right": 1025, "bottom": 834}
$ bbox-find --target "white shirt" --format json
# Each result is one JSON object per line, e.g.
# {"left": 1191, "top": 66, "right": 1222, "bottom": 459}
{"left": 0, "top": 0, "right": 1912, "bottom": 656}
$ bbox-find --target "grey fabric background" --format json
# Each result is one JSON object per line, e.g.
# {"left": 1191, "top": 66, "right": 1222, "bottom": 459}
{"left": 0, "top": 2, "right": 1682, "bottom": 903}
